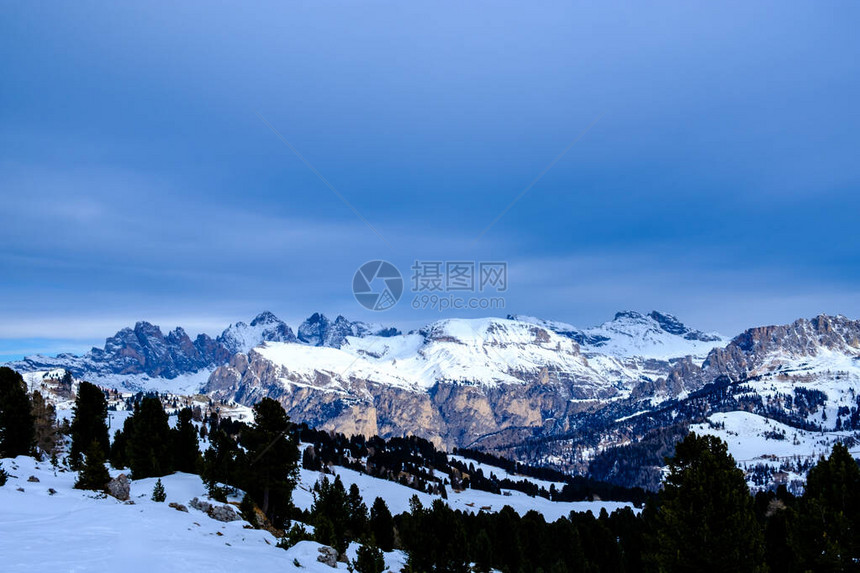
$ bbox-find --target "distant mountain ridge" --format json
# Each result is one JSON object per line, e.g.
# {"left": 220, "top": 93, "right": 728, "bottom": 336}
{"left": 10, "top": 309, "right": 718, "bottom": 384}
{"left": 9, "top": 311, "right": 299, "bottom": 380}
{"left": 6, "top": 311, "right": 406, "bottom": 386}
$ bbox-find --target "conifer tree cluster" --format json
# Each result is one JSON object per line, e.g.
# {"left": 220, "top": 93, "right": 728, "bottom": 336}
{"left": 109, "top": 397, "right": 202, "bottom": 479}
{"left": 70, "top": 381, "right": 110, "bottom": 467}
{"left": 199, "top": 398, "right": 300, "bottom": 528}
{"left": 0, "top": 367, "right": 35, "bottom": 457}
{"left": 389, "top": 434, "right": 860, "bottom": 572}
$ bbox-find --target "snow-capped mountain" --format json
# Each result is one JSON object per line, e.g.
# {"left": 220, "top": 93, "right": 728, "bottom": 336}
{"left": 205, "top": 314, "right": 728, "bottom": 448}
{"left": 511, "top": 310, "right": 726, "bottom": 360}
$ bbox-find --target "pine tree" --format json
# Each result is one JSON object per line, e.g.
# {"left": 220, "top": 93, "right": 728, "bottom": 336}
{"left": 314, "top": 515, "right": 337, "bottom": 548}
{"left": 171, "top": 407, "right": 201, "bottom": 473}
{"left": 795, "top": 442, "right": 860, "bottom": 569}
{"left": 278, "top": 522, "right": 313, "bottom": 550}
{"left": 473, "top": 529, "right": 493, "bottom": 572}
{"left": 369, "top": 496, "right": 395, "bottom": 552}
{"left": 402, "top": 499, "right": 468, "bottom": 573}
{"left": 240, "top": 493, "right": 258, "bottom": 527}
{"left": 302, "top": 445, "right": 322, "bottom": 471}
{"left": 75, "top": 440, "right": 110, "bottom": 491}
{"left": 151, "top": 478, "right": 166, "bottom": 502}
{"left": 0, "top": 462, "right": 8, "bottom": 486}
{"left": 69, "top": 381, "right": 109, "bottom": 467}
{"left": 647, "top": 432, "right": 766, "bottom": 572}
{"left": 109, "top": 416, "right": 134, "bottom": 469}
{"left": 352, "top": 543, "right": 386, "bottom": 573}
{"left": 30, "top": 391, "right": 59, "bottom": 458}
{"left": 127, "top": 396, "right": 173, "bottom": 479}
{"left": 241, "top": 398, "right": 299, "bottom": 527}
{"left": 58, "top": 370, "right": 74, "bottom": 398}
{"left": 201, "top": 428, "right": 241, "bottom": 501}
{"left": 312, "top": 475, "right": 351, "bottom": 553}
{"left": 0, "top": 367, "right": 34, "bottom": 457}
{"left": 347, "top": 483, "right": 368, "bottom": 538}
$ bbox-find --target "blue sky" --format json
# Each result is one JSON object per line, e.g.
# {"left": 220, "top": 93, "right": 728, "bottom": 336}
{"left": 1, "top": 1, "right": 859, "bottom": 359}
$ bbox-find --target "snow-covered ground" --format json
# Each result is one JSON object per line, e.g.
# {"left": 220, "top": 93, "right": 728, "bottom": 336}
{"left": 0, "top": 446, "right": 634, "bottom": 573}
{"left": 0, "top": 456, "right": 406, "bottom": 573}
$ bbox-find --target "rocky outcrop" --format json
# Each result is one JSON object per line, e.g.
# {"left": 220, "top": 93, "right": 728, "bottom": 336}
{"left": 189, "top": 497, "right": 240, "bottom": 522}
{"left": 218, "top": 311, "right": 297, "bottom": 355}
{"left": 107, "top": 474, "right": 130, "bottom": 501}
{"left": 317, "top": 546, "right": 339, "bottom": 568}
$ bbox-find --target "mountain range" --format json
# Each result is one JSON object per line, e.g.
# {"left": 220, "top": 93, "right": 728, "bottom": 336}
{"left": 8, "top": 310, "right": 860, "bottom": 491}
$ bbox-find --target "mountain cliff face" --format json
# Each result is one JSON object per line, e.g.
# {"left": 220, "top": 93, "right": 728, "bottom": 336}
{"left": 219, "top": 311, "right": 297, "bottom": 354}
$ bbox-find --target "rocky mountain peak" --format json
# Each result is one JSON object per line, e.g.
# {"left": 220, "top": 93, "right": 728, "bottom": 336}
{"left": 297, "top": 313, "right": 400, "bottom": 348}
{"left": 646, "top": 311, "right": 686, "bottom": 335}
{"left": 218, "top": 311, "right": 296, "bottom": 355}
{"left": 613, "top": 310, "right": 647, "bottom": 322}
{"left": 9, "top": 311, "right": 299, "bottom": 383}
{"left": 249, "top": 311, "right": 281, "bottom": 327}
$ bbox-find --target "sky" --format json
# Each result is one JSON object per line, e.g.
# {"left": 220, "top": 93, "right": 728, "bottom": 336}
{"left": 1, "top": 1, "right": 859, "bottom": 360}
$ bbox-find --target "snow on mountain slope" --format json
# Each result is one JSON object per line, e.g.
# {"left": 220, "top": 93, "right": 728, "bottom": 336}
{"left": 514, "top": 311, "right": 727, "bottom": 361}
{"left": 22, "top": 366, "right": 214, "bottom": 396}
{"left": 6, "top": 312, "right": 299, "bottom": 392}
{"left": 447, "top": 454, "right": 567, "bottom": 490}
{"left": 5, "top": 310, "right": 725, "bottom": 398}
{"left": 691, "top": 411, "right": 859, "bottom": 466}
{"left": 252, "top": 317, "right": 614, "bottom": 391}
{"left": 297, "top": 313, "right": 400, "bottom": 348}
